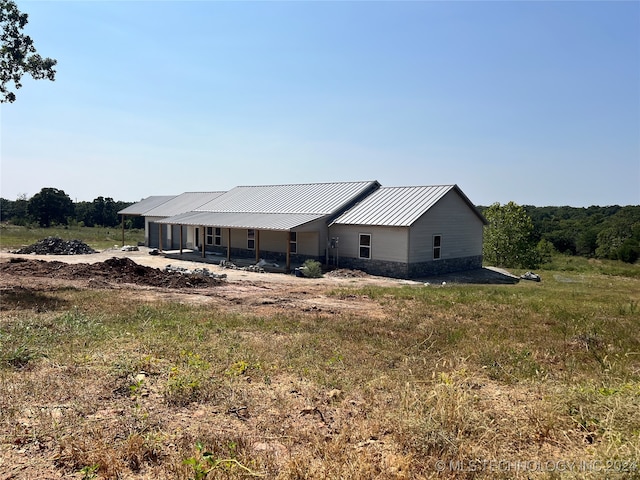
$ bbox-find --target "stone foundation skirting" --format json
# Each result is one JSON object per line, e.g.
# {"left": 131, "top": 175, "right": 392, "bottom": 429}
{"left": 335, "top": 255, "right": 483, "bottom": 279}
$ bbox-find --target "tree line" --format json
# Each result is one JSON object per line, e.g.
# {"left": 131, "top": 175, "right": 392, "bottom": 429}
{"left": 0, "top": 187, "right": 144, "bottom": 229}
{"left": 480, "top": 202, "right": 640, "bottom": 267}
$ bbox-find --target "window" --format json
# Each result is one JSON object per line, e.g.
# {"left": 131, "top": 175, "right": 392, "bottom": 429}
{"left": 289, "top": 231, "right": 297, "bottom": 253}
{"left": 206, "top": 227, "right": 214, "bottom": 245}
{"left": 214, "top": 227, "right": 221, "bottom": 246}
{"left": 247, "top": 229, "right": 255, "bottom": 249}
{"left": 195, "top": 228, "right": 200, "bottom": 248}
{"left": 359, "top": 233, "right": 371, "bottom": 259}
{"left": 433, "top": 235, "right": 441, "bottom": 260}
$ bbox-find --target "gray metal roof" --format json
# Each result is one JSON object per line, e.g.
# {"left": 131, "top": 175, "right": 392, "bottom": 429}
{"left": 331, "top": 185, "right": 486, "bottom": 227}
{"left": 157, "top": 211, "right": 324, "bottom": 231}
{"left": 118, "top": 196, "right": 176, "bottom": 215}
{"left": 142, "top": 192, "right": 225, "bottom": 217}
{"left": 196, "top": 181, "right": 380, "bottom": 214}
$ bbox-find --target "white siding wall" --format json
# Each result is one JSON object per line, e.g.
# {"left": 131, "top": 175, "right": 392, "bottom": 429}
{"left": 329, "top": 224, "right": 409, "bottom": 263}
{"left": 409, "top": 190, "right": 484, "bottom": 263}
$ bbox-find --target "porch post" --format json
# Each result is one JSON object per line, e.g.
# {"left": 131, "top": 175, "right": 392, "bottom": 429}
{"left": 286, "top": 230, "right": 291, "bottom": 272}
{"left": 179, "top": 225, "right": 183, "bottom": 255}
{"left": 255, "top": 230, "right": 260, "bottom": 263}
{"left": 201, "top": 226, "right": 205, "bottom": 258}
{"left": 227, "top": 228, "right": 231, "bottom": 262}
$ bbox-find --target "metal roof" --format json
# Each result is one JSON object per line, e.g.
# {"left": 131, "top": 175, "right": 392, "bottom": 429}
{"left": 118, "top": 196, "right": 176, "bottom": 215}
{"left": 142, "top": 192, "right": 225, "bottom": 217}
{"left": 196, "top": 181, "right": 380, "bottom": 214}
{"left": 331, "top": 185, "right": 486, "bottom": 227}
{"left": 157, "top": 211, "right": 325, "bottom": 231}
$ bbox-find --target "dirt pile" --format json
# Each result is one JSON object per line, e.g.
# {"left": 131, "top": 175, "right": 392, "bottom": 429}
{"left": 0, "top": 257, "right": 224, "bottom": 288}
{"left": 13, "top": 237, "right": 97, "bottom": 255}
{"left": 325, "top": 268, "right": 370, "bottom": 278}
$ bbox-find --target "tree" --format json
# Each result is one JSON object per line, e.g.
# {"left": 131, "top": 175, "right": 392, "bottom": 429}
{"left": 1, "top": 0, "right": 56, "bottom": 103}
{"left": 595, "top": 206, "right": 640, "bottom": 263}
{"left": 27, "top": 188, "right": 73, "bottom": 227}
{"left": 483, "top": 201, "right": 538, "bottom": 269}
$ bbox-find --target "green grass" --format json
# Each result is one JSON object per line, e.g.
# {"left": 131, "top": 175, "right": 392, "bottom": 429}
{"left": 0, "top": 224, "right": 144, "bottom": 250}
{"left": 537, "top": 253, "right": 640, "bottom": 278}
{"left": 1, "top": 255, "right": 639, "bottom": 478}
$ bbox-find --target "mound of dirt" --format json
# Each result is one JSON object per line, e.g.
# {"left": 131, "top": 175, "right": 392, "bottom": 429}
{"left": 13, "top": 237, "right": 97, "bottom": 255}
{"left": 325, "top": 269, "right": 370, "bottom": 278}
{"left": 0, "top": 257, "right": 223, "bottom": 289}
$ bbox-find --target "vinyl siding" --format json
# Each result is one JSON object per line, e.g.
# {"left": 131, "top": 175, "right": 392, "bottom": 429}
{"left": 329, "top": 224, "right": 409, "bottom": 263}
{"left": 409, "top": 190, "right": 484, "bottom": 263}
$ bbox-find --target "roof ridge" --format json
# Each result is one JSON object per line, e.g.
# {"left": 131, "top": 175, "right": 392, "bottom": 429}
{"left": 234, "top": 180, "right": 378, "bottom": 188}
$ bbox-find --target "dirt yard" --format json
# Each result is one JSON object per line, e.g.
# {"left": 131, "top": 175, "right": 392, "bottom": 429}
{"left": 0, "top": 247, "right": 420, "bottom": 319}
{"left": 0, "top": 246, "right": 521, "bottom": 319}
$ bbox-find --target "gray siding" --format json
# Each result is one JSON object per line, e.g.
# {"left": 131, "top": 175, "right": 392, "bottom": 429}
{"left": 171, "top": 225, "right": 186, "bottom": 249}
{"left": 409, "top": 190, "right": 484, "bottom": 263}
{"left": 329, "top": 224, "right": 409, "bottom": 263}
{"left": 148, "top": 222, "right": 170, "bottom": 249}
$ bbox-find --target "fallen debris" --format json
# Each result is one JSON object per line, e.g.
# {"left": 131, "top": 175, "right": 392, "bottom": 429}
{"left": 520, "top": 271, "right": 541, "bottom": 282}
{"left": 164, "top": 264, "right": 227, "bottom": 280}
{"left": 12, "top": 237, "right": 96, "bottom": 255}
{"left": 220, "top": 259, "right": 266, "bottom": 273}
{"left": 121, "top": 245, "right": 139, "bottom": 252}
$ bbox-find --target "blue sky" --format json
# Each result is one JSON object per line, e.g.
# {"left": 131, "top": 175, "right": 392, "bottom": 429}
{"left": 1, "top": 0, "right": 638, "bottom": 207}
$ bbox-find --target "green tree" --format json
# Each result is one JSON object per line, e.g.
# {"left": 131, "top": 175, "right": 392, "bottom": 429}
{"left": 595, "top": 207, "right": 640, "bottom": 263}
{"left": 483, "top": 201, "right": 538, "bottom": 269}
{"left": 1, "top": 0, "right": 57, "bottom": 103}
{"left": 27, "top": 187, "right": 73, "bottom": 227}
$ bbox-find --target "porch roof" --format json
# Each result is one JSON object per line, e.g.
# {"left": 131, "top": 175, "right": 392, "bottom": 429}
{"left": 156, "top": 211, "right": 325, "bottom": 231}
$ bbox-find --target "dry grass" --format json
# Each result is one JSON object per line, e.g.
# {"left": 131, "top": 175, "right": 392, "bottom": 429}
{"left": 1, "top": 264, "right": 639, "bottom": 479}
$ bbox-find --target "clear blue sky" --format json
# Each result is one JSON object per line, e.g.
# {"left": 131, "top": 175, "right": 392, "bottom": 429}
{"left": 1, "top": 0, "right": 638, "bottom": 207}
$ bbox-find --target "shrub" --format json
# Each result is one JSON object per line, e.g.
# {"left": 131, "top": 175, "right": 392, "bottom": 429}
{"left": 301, "top": 259, "right": 323, "bottom": 278}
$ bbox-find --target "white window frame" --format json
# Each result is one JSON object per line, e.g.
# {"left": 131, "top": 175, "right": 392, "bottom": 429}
{"left": 214, "top": 227, "right": 222, "bottom": 246}
{"left": 433, "top": 234, "right": 442, "bottom": 260}
{"left": 206, "top": 226, "right": 214, "bottom": 245}
{"left": 247, "top": 229, "right": 255, "bottom": 250}
{"left": 359, "top": 233, "right": 371, "bottom": 259}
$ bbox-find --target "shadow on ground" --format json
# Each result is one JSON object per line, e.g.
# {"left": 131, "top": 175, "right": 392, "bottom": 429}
{"left": 418, "top": 267, "right": 521, "bottom": 285}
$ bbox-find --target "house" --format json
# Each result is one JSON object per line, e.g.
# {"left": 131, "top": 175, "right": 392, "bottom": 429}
{"left": 118, "top": 181, "right": 487, "bottom": 279}
{"left": 329, "top": 184, "right": 487, "bottom": 278}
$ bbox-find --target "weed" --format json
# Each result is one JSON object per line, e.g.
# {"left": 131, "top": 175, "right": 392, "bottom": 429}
{"left": 79, "top": 464, "right": 99, "bottom": 480}
{"left": 183, "top": 441, "right": 264, "bottom": 479}
{"left": 165, "top": 351, "right": 217, "bottom": 406}
{"left": 2, "top": 344, "right": 37, "bottom": 369}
